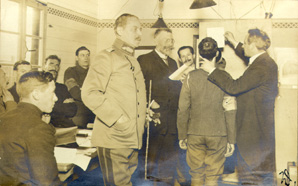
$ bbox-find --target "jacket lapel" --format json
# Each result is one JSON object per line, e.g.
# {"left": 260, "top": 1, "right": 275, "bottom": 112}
{"left": 152, "top": 51, "right": 170, "bottom": 71}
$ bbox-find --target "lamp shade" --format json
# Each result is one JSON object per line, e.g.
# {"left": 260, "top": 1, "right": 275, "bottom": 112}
{"left": 152, "top": 17, "right": 168, "bottom": 28}
{"left": 190, "top": 0, "right": 217, "bottom": 9}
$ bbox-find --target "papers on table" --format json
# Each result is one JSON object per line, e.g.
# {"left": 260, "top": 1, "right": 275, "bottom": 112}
{"left": 76, "top": 129, "right": 93, "bottom": 147}
{"left": 55, "top": 128, "right": 95, "bottom": 171}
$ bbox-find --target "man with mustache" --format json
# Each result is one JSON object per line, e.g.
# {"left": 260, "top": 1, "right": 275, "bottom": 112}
{"left": 64, "top": 46, "right": 95, "bottom": 128}
{"left": 138, "top": 28, "right": 182, "bottom": 185}
{"left": 44, "top": 55, "right": 77, "bottom": 128}
{"left": 177, "top": 46, "right": 196, "bottom": 83}
{"left": 81, "top": 13, "right": 146, "bottom": 186}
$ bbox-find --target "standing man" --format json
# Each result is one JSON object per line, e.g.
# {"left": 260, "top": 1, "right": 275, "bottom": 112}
{"left": 44, "top": 55, "right": 77, "bottom": 128}
{"left": 8, "top": 60, "right": 32, "bottom": 102}
{"left": 0, "top": 71, "right": 60, "bottom": 186}
{"left": 81, "top": 13, "right": 146, "bottom": 186}
{"left": 64, "top": 46, "right": 95, "bottom": 128}
{"left": 177, "top": 46, "right": 196, "bottom": 66}
{"left": 137, "top": 28, "right": 182, "bottom": 185}
{"left": 178, "top": 37, "right": 236, "bottom": 186}
{"left": 201, "top": 29, "right": 278, "bottom": 185}
{"left": 177, "top": 46, "right": 196, "bottom": 83}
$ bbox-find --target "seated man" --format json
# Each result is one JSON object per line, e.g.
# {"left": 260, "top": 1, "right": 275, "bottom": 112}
{"left": 8, "top": 60, "right": 32, "bottom": 103}
{"left": 0, "top": 71, "right": 61, "bottom": 186}
{"left": 44, "top": 55, "right": 77, "bottom": 128}
{"left": 177, "top": 37, "right": 236, "bottom": 186}
{"left": 0, "top": 66, "right": 16, "bottom": 113}
{"left": 64, "top": 46, "right": 95, "bottom": 128}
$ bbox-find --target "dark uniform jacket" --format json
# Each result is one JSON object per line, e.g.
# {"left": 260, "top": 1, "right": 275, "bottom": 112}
{"left": 0, "top": 102, "right": 61, "bottom": 186}
{"left": 50, "top": 82, "right": 77, "bottom": 128}
{"left": 208, "top": 43, "right": 278, "bottom": 172}
{"left": 178, "top": 69, "right": 236, "bottom": 144}
{"left": 64, "top": 64, "right": 95, "bottom": 127}
{"left": 137, "top": 50, "right": 182, "bottom": 134}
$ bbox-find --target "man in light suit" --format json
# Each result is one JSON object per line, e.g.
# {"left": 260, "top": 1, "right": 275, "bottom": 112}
{"left": 137, "top": 28, "right": 182, "bottom": 185}
{"left": 81, "top": 13, "right": 146, "bottom": 186}
{"left": 200, "top": 28, "right": 278, "bottom": 185}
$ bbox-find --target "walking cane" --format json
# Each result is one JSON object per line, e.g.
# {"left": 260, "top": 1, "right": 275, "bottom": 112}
{"left": 144, "top": 80, "right": 152, "bottom": 180}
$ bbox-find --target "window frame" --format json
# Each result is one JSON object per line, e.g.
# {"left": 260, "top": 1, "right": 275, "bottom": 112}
{"left": 0, "top": 0, "right": 47, "bottom": 68}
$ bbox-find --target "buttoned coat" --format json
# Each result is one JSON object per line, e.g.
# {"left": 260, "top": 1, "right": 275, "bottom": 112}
{"left": 208, "top": 43, "right": 278, "bottom": 172}
{"left": 81, "top": 39, "right": 147, "bottom": 149}
{"left": 137, "top": 50, "right": 181, "bottom": 135}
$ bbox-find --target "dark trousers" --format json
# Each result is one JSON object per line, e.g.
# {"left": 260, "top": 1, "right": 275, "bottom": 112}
{"left": 187, "top": 135, "right": 227, "bottom": 186}
{"left": 97, "top": 147, "right": 138, "bottom": 186}
{"left": 177, "top": 148, "right": 191, "bottom": 184}
{"left": 147, "top": 132, "right": 179, "bottom": 184}
{"left": 237, "top": 149, "right": 276, "bottom": 186}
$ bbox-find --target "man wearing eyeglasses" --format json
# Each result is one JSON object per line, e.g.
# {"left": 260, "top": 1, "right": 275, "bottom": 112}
{"left": 138, "top": 28, "right": 182, "bottom": 185}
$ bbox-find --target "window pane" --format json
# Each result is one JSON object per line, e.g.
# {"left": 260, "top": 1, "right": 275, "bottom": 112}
{"left": 0, "top": 32, "right": 19, "bottom": 63}
{"left": 26, "top": 6, "right": 43, "bottom": 36}
{"left": 25, "top": 37, "right": 43, "bottom": 66}
{"left": 0, "top": 0, "right": 19, "bottom": 32}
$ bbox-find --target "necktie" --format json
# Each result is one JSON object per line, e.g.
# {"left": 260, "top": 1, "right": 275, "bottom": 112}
{"left": 163, "top": 57, "right": 169, "bottom": 66}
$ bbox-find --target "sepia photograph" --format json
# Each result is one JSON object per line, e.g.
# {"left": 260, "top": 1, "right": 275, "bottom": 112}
{"left": 0, "top": 0, "right": 297, "bottom": 185}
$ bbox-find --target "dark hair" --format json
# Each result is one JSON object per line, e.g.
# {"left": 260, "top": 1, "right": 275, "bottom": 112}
{"left": 17, "top": 71, "right": 54, "bottom": 99}
{"left": 75, "top": 46, "right": 90, "bottom": 56}
{"left": 45, "top": 55, "right": 61, "bottom": 64}
{"left": 177, "top": 46, "right": 194, "bottom": 58}
{"left": 154, "top": 28, "right": 172, "bottom": 38}
{"left": 114, "top": 13, "right": 139, "bottom": 35}
{"left": 13, "top": 60, "right": 31, "bottom": 71}
{"left": 247, "top": 28, "right": 271, "bottom": 50}
{"left": 198, "top": 37, "right": 218, "bottom": 61}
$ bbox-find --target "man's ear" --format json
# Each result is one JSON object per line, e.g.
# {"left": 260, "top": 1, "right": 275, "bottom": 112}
{"left": 116, "top": 26, "right": 124, "bottom": 36}
{"left": 31, "top": 89, "right": 40, "bottom": 101}
{"left": 215, "top": 51, "right": 219, "bottom": 58}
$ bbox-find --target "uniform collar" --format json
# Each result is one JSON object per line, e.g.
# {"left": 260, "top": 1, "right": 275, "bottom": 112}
{"left": 113, "top": 38, "right": 135, "bottom": 56}
{"left": 75, "top": 63, "right": 88, "bottom": 72}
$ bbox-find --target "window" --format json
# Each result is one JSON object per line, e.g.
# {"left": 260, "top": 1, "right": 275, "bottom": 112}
{"left": 0, "top": 0, "right": 46, "bottom": 68}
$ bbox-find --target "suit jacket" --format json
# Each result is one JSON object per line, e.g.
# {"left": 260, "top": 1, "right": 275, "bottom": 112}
{"left": 208, "top": 43, "right": 278, "bottom": 172}
{"left": 50, "top": 82, "right": 77, "bottom": 128}
{"left": 138, "top": 50, "right": 182, "bottom": 134}
{"left": 178, "top": 69, "right": 236, "bottom": 144}
{"left": 0, "top": 103, "right": 61, "bottom": 186}
{"left": 82, "top": 38, "right": 147, "bottom": 149}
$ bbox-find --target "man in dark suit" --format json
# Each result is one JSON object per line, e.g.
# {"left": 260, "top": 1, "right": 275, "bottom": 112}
{"left": 137, "top": 28, "right": 182, "bottom": 185}
{"left": 44, "top": 55, "right": 77, "bottom": 128}
{"left": 0, "top": 71, "right": 61, "bottom": 186}
{"left": 200, "top": 28, "right": 278, "bottom": 185}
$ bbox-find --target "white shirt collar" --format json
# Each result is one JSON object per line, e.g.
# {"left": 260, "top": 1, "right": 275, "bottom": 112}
{"left": 248, "top": 51, "right": 265, "bottom": 66}
{"left": 155, "top": 49, "right": 168, "bottom": 60}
